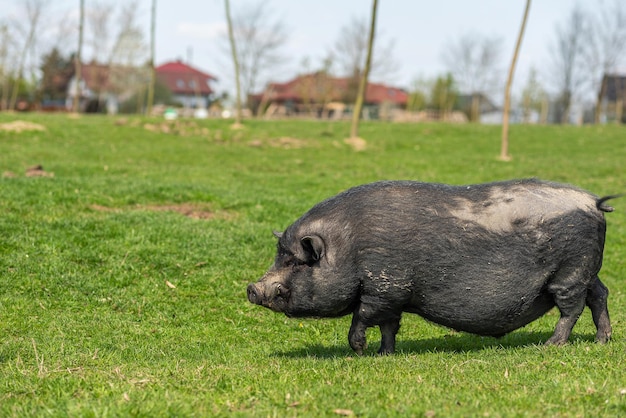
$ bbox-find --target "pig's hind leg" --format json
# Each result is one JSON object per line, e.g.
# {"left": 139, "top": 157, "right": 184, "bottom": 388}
{"left": 544, "top": 269, "right": 590, "bottom": 345}
{"left": 378, "top": 320, "right": 401, "bottom": 355}
{"left": 586, "top": 276, "right": 611, "bottom": 343}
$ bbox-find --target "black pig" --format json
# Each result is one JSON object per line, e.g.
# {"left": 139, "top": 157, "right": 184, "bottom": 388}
{"left": 247, "top": 179, "right": 619, "bottom": 355}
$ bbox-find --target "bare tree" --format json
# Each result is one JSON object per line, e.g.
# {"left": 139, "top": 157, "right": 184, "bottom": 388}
{"left": 350, "top": 0, "right": 378, "bottom": 139}
{"left": 80, "top": 0, "right": 115, "bottom": 108}
{"left": 520, "top": 67, "right": 547, "bottom": 123}
{"left": 73, "top": 0, "right": 85, "bottom": 113}
{"left": 110, "top": 1, "right": 146, "bottom": 67}
{"left": 225, "top": 1, "right": 287, "bottom": 109}
{"left": 9, "top": 0, "right": 46, "bottom": 111}
{"left": 110, "top": 1, "right": 148, "bottom": 113}
{"left": 501, "top": 0, "right": 531, "bottom": 161}
{"left": 430, "top": 74, "right": 458, "bottom": 118}
{"left": 146, "top": 0, "right": 157, "bottom": 116}
{"left": 331, "top": 15, "right": 397, "bottom": 103}
{"left": 224, "top": 0, "right": 242, "bottom": 125}
{"left": 442, "top": 32, "right": 503, "bottom": 122}
{"left": 0, "top": 22, "right": 14, "bottom": 110}
{"left": 549, "top": 6, "right": 586, "bottom": 124}
{"left": 581, "top": 0, "right": 626, "bottom": 123}
{"left": 86, "top": 1, "right": 114, "bottom": 63}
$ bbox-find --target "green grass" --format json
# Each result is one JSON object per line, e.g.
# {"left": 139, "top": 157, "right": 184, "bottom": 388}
{"left": 1, "top": 114, "right": 625, "bottom": 417}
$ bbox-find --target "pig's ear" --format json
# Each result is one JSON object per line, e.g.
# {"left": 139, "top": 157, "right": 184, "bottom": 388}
{"left": 301, "top": 235, "right": 325, "bottom": 262}
{"left": 273, "top": 230, "right": 283, "bottom": 239}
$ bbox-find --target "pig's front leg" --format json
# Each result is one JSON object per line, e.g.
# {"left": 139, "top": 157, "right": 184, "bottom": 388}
{"left": 348, "top": 313, "right": 368, "bottom": 355}
{"left": 349, "top": 303, "right": 401, "bottom": 355}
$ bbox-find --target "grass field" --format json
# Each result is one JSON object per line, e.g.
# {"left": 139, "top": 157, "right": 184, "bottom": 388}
{"left": 1, "top": 113, "right": 625, "bottom": 417}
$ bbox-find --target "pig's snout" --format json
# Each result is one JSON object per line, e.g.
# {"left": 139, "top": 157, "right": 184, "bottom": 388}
{"left": 247, "top": 283, "right": 262, "bottom": 304}
{"left": 247, "top": 281, "right": 290, "bottom": 311}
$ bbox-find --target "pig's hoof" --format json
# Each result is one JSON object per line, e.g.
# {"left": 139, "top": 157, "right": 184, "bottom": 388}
{"left": 544, "top": 337, "right": 568, "bottom": 346}
{"left": 595, "top": 331, "right": 611, "bottom": 344}
{"left": 377, "top": 347, "right": 394, "bottom": 356}
{"left": 349, "top": 340, "right": 367, "bottom": 355}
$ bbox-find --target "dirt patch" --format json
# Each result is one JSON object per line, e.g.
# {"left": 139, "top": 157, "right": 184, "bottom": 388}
{"left": 3, "top": 165, "right": 54, "bottom": 178}
{"left": 89, "top": 203, "right": 233, "bottom": 220}
{"left": 248, "top": 137, "right": 307, "bottom": 149}
{"left": 142, "top": 120, "right": 209, "bottom": 137}
{"left": 0, "top": 120, "right": 46, "bottom": 132}
{"left": 25, "top": 165, "right": 54, "bottom": 177}
{"left": 141, "top": 203, "right": 217, "bottom": 220}
{"left": 344, "top": 137, "right": 367, "bottom": 152}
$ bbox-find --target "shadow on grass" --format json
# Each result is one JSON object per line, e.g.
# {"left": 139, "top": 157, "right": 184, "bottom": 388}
{"left": 272, "top": 331, "right": 597, "bottom": 359}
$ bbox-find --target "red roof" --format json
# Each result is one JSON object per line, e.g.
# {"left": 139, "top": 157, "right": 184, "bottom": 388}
{"left": 258, "top": 72, "right": 407, "bottom": 106}
{"left": 155, "top": 60, "right": 217, "bottom": 95}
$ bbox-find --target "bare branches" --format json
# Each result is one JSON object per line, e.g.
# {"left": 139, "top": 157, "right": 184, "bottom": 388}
{"left": 226, "top": 1, "right": 288, "bottom": 106}
{"left": 110, "top": 1, "right": 147, "bottom": 67}
{"left": 86, "top": 1, "right": 114, "bottom": 63}
{"left": 9, "top": 0, "right": 47, "bottom": 110}
{"left": 331, "top": 15, "right": 398, "bottom": 82}
{"left": 581, "top": 0, "right": 626, "bottom": 122}
{"left": 548, "top": 6, "right": 586, "bottom": 123}
{"left": 441, "top": 32, "right": 503, "bottom": 97}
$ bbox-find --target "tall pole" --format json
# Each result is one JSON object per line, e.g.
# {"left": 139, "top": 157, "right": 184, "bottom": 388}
{"left": 146, "top": 0, "right": 156, "bottom": 116}
{"left": 73, "top": 0, "right": 85, "bottom": 113}
{"left": 350, "top": 0, "right": 378, "bottom": 139}
{"left": 501, "top": 0, "right": 531, "bottom": 161}
{"left": 225, "top": 0, "right": 243, "bottom": 126}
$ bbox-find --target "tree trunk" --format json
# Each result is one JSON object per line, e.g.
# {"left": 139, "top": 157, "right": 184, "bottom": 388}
{"left": 10, "top": 2, "right": 42, "bottom": 111}
{"left": 540, "top": 97, "right": 548, "bottom": 124}
{"left": 500, "top": 0, "right": 531, "bottom": 161}
{"left": 73, "top": 0, "right": 85, "bottom": 113}
{"left": 146, "top": 0, "right": 156, "bottom": 116}
{"left": 225, "top": 0, "right": 243, "bottom": 126}
{"left": 350, "top": 0, "right": 378, "bottom": 139}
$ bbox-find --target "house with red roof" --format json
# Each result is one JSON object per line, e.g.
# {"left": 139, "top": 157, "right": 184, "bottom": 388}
{"left": 155, "top": 60, "right": 217, "bottom": 109}
{"left": 249, "top": 72, "right": 408, "bottom": 119}
{"left": 66, "top": 60, "right": 218, "bottom": 113}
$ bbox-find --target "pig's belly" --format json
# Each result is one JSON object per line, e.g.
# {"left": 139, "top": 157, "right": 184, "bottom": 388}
{"left": 405, "top": 291, "right": 556, "bottom": 337}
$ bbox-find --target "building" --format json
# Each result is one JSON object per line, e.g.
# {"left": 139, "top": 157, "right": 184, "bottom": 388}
{"left": 66, "top": 60, "right": 218, "bottom": 114}
{"left": 250, "top": 72, "right": 408, "bottom": 119}
{"left": 67, "top": 63, "right": 145, "bottom": 113}
{"left": 598, "top": 73, "right": 626, "bottom": 123}
{"left": 155, "top": 60, "right": 217, "bottom": 109}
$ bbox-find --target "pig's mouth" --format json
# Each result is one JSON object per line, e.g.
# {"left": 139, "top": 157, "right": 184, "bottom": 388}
{"left": 247, "top": 282, "right": 291, "bottom": 313}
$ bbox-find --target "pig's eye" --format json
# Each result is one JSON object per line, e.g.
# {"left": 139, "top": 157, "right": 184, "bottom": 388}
{"left": 282, "top": 255, "right": 308, "bottom": 268}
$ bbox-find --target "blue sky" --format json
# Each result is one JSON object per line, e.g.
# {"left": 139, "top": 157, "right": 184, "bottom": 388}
{"left": 1, "top": 0, "right": 618, "bottom": 99}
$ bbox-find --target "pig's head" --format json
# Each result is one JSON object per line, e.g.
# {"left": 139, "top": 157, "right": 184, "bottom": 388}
{"left": 247, "top": 224, "right": 360, "bottom": 318}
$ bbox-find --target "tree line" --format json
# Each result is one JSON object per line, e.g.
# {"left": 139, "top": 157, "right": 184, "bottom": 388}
{"left": 1, "top": 0, "right": 625, "bottom": 127}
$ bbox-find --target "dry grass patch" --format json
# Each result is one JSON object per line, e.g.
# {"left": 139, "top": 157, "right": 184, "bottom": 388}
{"left": 0, "top": 120, "right": 46, "bottom": 132}
{"left": 248, "top": 137, "right": 307, "bottom": 149}
{"left": 142, "top": 120, "right": 210, "bottom": 137}
{"left": 89, "top": 203, "right": 235, "bottom": 220}
{"left": 343, "top": 136, "right": 367, "bottom": 152}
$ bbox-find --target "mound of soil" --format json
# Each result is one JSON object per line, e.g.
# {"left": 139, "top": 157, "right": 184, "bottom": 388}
{"left": 0, "top": 120, "right": 46, "bottom": 132}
